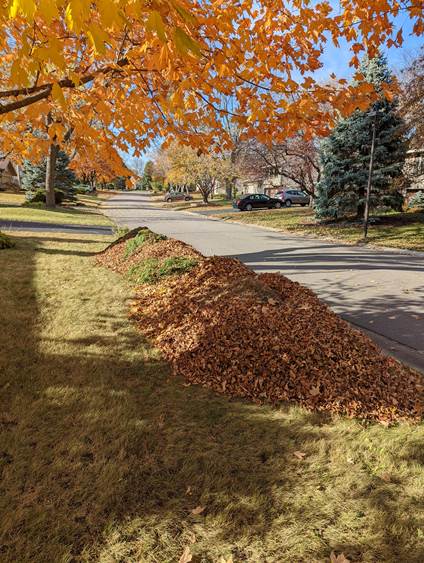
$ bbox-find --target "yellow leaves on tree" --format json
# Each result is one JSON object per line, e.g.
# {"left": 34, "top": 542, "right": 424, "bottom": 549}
{"left": 0, "top": 0, "right": 422, "bottom": 163}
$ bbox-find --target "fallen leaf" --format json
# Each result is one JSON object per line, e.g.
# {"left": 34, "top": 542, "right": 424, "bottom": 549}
{"left": 179, "top": 546, "right": 192, "bottom": 563}
{"left": 330, "top": 551, "right": 350, "bottom": 563}
{"left": 191, "top": 505, "right": 205, "bottom": 515}
{"left": 310, "top": 385, "right": 320, "bottom": 396}
{"left": 293, "top": 451, "right": 306, "bottom": 460}
{"left": 187, "top": 531, "right": 196, "bottom": 544}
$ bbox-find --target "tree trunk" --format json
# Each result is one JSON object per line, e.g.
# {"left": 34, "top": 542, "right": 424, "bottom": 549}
{"left": 45, "top": 142, "right": 59, "bottom": 208}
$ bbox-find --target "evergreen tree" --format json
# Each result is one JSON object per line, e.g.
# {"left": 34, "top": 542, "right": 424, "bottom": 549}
{"left": 316, "top": 55, "right": 407, "bottom": 219}
{"left": 137, "top": 160, "right": 154, "bottom": 190}
{"left": 408, "top": 190, "right": 424, "bottom": 209}
{"left": 21, "top": 158, "right": 45, "bottom": 191}
{"left": 21, "top": 150, "right": 76, "bottom": 193}
{"left": 113, "top": 176, "right": 127, "bottom": 190}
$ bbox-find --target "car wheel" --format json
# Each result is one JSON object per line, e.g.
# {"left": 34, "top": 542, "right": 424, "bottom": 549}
{"left": 301, "top": 203, "right": 307, "bottom": 207}
{"left": 245, "top": 203, "right": 253, "bottom": 211}
{"left": 184, "top": 196, "right": 191, "bottom": 201}
{"left": 274, "top": 201, "right": 282, "bottom": 209}
{"left": 167, "top": 197, "right": 172, "bottom": 202}
{"left": 285, "top": 199, "right": 292, "bottom": 207}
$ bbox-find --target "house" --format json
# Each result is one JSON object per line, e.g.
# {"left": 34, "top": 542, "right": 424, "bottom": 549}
{"left": 403, "top": 148, "right": 424, "bottom": 199}
{"left": 235, "top": 166, "right": 298, "bottom": 196}
{"left": 0, "top": 159, "right": 20, "bottom": 191}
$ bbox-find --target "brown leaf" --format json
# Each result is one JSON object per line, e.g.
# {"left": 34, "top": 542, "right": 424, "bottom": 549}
{"left": 186, "top": 531, "right": 196, "bottom": 544}
{"left": 191, "top": 505, "right": 205, "bottom": 515}
{"left": 179, "top": 546, "right": 192, "bottom": 563}
{"left": 330, "top": 551, "right": 350, "bottom": 563}
{"left": 293, "top": 451, "right": 306, "bottom": 460}
{"left": 310, "top": 385, "right": 320, "bottom": 396}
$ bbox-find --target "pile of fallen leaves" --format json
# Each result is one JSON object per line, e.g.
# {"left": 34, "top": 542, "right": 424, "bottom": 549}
{"left": 97, "top": 227, "right": 201, "bottom": 275}
{"left": 98, "top": 229, "right": 423, "bottom": 423}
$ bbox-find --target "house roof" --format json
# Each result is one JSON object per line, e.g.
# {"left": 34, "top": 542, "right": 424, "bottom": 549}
{"left": 0, "top": 158, "right": 17, "bottom": 175}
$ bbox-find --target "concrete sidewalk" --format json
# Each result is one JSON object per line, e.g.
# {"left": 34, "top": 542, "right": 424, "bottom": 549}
{"left": 103, "top": 192, "right": 424, "bottom": 373}
{"left": 0, "top": 219, "right": 114, "bottom": 236}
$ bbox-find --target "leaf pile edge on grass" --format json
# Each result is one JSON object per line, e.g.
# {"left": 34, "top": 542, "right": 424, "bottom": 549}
{"left": 97, "top": 228, "right": 424, "bottom": 423}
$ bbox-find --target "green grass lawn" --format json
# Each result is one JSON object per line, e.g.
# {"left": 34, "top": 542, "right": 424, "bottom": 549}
{"left": 0, "top": 191, "right": 113, "bottom": 227}
{"left": 222, "top": 207, "right": 424, "bottom": 252}
{"left": 0, "top": 233, "right": 423, "bottom": 562}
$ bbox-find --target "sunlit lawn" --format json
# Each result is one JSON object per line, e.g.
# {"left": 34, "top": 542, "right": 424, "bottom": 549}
{"left": 157, "top": 191, "right": 233, "bottom": 210}
{"left": 222, "top": 207, "right": 424, "bottom": 251}
{"left": 0, "top": 191, "right": 113, "bottom": 227}
{"left": 0, "top": 233, "right": 423, "bottom": 562}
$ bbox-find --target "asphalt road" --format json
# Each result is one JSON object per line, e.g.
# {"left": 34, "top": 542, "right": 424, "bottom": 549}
{"left": 103, "top": 192, "right": 424, "bottom": 372}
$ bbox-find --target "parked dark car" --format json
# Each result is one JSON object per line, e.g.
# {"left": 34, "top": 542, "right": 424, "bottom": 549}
{"left": 164, "top": 191, "right": 192, "bottom": 203}
{"left": 233, "top": 193, "right": 283, "bottom": 211}
{"left": 275, "top": 189, "right": 310, "bottom": 207}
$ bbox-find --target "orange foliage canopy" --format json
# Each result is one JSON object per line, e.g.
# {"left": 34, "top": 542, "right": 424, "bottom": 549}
{"left": 0, "top": 0, "right": 423, "bottom": 160}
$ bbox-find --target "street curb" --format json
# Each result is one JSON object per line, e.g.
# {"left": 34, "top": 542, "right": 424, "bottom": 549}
{"left": 182, "top": 209, "right": 424, "bottom": 258}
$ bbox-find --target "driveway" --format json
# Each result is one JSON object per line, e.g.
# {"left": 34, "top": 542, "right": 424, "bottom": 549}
{"left": 103, "top": 192, "right": 424, "bottom": 372}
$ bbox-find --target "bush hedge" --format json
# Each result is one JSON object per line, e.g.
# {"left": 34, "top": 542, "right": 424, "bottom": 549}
{"left": 0, "top": 231, "right": 14, "bottom": 249}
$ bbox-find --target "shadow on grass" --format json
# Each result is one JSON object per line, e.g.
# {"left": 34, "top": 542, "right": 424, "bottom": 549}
{"left": 0, "top": 234, "right": 423, "bottom": 562}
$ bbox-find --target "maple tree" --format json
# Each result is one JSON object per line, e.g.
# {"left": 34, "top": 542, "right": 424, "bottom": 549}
{"left": 70, "top": 143, "right": 131, "bottom": 190}
{"left": 0, "top": 0, "right": 422, "bottom": 161}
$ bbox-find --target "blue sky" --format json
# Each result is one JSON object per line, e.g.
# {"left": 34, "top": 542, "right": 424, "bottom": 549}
{"left": 316, "top": 10, "right": 423, "bottom": 80}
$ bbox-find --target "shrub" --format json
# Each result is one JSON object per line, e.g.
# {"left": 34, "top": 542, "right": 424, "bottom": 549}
{"left": 24, "top": 189, "right": 66, "bottom": 205}
{"left": 23, "top": 201, "right": 46, "bottom": 209}
{"left": 124, "top": 230, "right": 167, "bottom": 258}
{"left": 127, "top": 256, "right": 198, "bottom": 284}
{"left": 0, "top": 231, "right": 14, "bottom": 249}
{"left": 74, "top": 185, "right": 91, "bottom": 194}
{"left": 408, "top": 191, "right": 424, "bottom": 209}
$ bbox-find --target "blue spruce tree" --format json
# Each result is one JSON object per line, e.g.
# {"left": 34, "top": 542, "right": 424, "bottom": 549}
{"left": 316, "top": 55, "right": 407, "bottom": 220}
